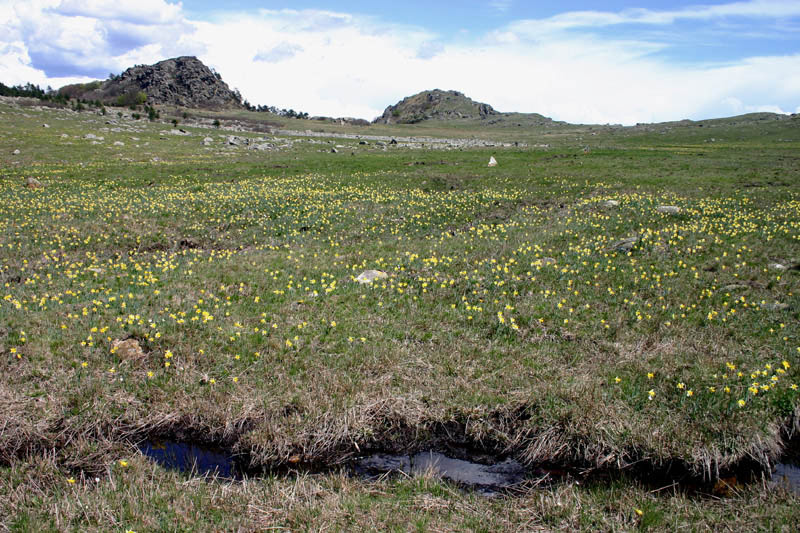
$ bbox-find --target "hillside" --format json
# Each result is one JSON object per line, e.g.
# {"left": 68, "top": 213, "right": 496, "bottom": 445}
{"left": 59, "top": 56, "right": 243, "bottom": 110}
{"left": 374, "top": 89, "right": 502, "bottom": 124}
{"left": 373, "top": 89, "right": 562, "bottom": 129}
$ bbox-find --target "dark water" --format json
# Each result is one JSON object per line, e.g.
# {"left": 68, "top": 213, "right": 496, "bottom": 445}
{"left": 353, "top": 451, "right": 529, "bottom": 494}
{"left": 138, "top": 440, "right": 242, "bottom": 480}
{"left": 136, "top": 440, "right": 800, "bottom": 496}
{"left": 772, "top": 462, "right": 800, "bottom": 494}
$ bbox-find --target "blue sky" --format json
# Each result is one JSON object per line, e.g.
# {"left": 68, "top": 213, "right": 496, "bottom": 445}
{"left": 1, "top": 0, "right": 799, "bottom": 124}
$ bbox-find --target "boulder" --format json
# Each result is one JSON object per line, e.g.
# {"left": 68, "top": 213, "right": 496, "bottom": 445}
{"left": 111, "top": 338, "right": 146, "bottom": 360}
{"left": 611, "top": 237, "right": 638, "bottom": 252}
{"left": 656, "top": 205, "right": 680, "bottom": 215}
{"left": 356, "top": 270, "right": 388, "bottom": 284}
{"left": 24, "top": 177, "right": 42, "bottom": 189}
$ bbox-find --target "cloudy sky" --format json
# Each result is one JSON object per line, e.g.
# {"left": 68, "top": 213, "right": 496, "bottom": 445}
{"left": 1, "top": 0, "right": 799, "bottom": 124}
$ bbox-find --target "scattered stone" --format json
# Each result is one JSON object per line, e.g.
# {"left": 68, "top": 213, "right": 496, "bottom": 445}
{"left": 389, "top": 139, "right": 398, "bottom": 145}
{"left": 12, "top": 149, "right": 20, "bottom": 155}
{"left": 331, "top": 147, "right": 338, "bottom": 153}
{"left": 656, "top": 205, "right": 681, "bottom": 215}
{"left": 488, "top": 156, "right": 498, "bottom": 167}
{"left": 359, "top": 140, "right": 369, "bottom": 145}
{"left": 769, "top": 263, "right": 787, "bottom": 271}
{"left": 722, "top": 284, "right": 749, "bottom": 291}
{"left": 356, "top": 270, "right": 388, "bottom": 284}
{"left": 761, "top": 302, "right": 790, "bottom": 312}
{"left": 60, "top": 133, "right": 69, "bottom": 139}
{"left": 84, "top": 133, "right": 103, "bottom": 140}
{"left": 87, "top": 267, "right": 104, "bottom": 274}
{"left": 604, "top": 200, "right": 620, "bottom": 207}
{"left": 42, "top": 123, "right": 49, "bottom": 128}
{"left": 24, "top": 177, "right": 42, "bottom": 189}
{"left": 111, "top": 338, "right": 146, "bottom": 360}
{"left": 203, "top": 136, "right": 214, "bottom": 146}
{"left": 113, "top": 141, "right": 125, "bottom": 146}
{"left": 611, "top": 237, "right": 638, "bottom": 252}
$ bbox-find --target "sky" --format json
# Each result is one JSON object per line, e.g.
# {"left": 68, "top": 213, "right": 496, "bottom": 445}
{"left": 1, "top": 0, "right": 799, "bottom": 124}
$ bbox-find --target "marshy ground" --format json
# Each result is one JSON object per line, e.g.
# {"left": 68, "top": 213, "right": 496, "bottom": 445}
{"left": 1, "top": 99, "right": 799, "bottom": 530}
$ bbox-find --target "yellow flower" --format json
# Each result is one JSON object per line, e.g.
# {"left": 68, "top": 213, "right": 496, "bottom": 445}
{"left": 635, "top": 509, "right": 644, "bottom": 517}
{"left": 614, "top": 377, "right": 621, "bottom": 383}
{"left": 119, "top": 460, "right": 129, "bottom": 467}
{"left": 676, "top": 382, "right": 685, "bottom": 390}
{"left": 81, "top": 361, "right": 88, "bottom": 368}
{"left": 67, "top": 477, "right": 76, "bottom": 484}
{"left": 738, "top": 399, "right": 746, "bottom": 407}
{"left": 647, "top": 372, "right": 654, "bottom": 379}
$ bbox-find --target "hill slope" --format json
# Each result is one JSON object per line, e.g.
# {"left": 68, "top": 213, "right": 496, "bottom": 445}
{"left": 59, "top": 56, "right": 243, "bottom": 110}
{"left": 374, "top": 89, "right": 501, "bottom": 124}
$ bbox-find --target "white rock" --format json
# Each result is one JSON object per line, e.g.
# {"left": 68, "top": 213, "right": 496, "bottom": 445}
{"left": 656, "top": 205, "right": 680, "bottom": 215}
{"left": 488, "top": 156, "right": 498, "bottom": 167}
{"left": 604, "top": 200, "right": 620, "bottom": 207}
{"left": 356, "top": 270, "right": 388, "bottom": 284}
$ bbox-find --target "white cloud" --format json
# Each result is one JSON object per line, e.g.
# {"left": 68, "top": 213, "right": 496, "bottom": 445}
{"left": 254, "top": 42, "right": 304, "bottom": 63}
{"left": 52, "top": 0, "right": 183, "bottom": 25}
{"left": 489, "top": 1, "right": 512, "bottom": 13}
{"left": 0, "top": 0, "right": 797, "bottom": 124}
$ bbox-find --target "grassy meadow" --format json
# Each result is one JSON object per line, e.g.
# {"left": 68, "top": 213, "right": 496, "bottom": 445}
{"left": 1, "top": 98, "right": 799, "bottom": 531}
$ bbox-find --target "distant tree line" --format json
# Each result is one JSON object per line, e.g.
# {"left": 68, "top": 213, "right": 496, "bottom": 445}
{"left": 0, "top": 82, "right": 69, "bottom": 104}
{"left": 244, "top": 102, "right": 309, "bottom": 119}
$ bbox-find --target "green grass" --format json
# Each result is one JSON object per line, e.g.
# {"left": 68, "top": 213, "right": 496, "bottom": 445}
{"left": 1, "top": 98, "right": 799, "bottom": 530}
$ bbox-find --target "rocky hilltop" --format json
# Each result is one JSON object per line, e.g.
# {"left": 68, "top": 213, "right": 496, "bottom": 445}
{"left": 59, "top": 56, "right": 243, "bottom": 110}
{"left": 374, "top": 89, "right": 500, "bottom": 124}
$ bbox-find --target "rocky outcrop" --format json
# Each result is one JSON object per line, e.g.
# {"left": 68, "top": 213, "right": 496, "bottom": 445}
{"left": 59, "top": 56, "right": 244, "bottom": 110}
{"left": 374, "top": 89, "right": 500, "bottom": 124}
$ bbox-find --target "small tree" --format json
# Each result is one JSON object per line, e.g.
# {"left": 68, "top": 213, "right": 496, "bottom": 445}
{"left": 213, "top": 119, "right": 221, "bottom": 128}
{"left": 171, "top": 118, "right": 179, "bottom": 128}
